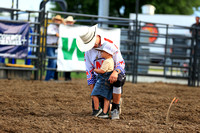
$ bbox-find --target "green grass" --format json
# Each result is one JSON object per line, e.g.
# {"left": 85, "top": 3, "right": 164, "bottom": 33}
{"left": 71, "top": 72, "right": 86, "bottom": 79}
{"left": 42, "top": 71, "right": 86, "bottom": 79}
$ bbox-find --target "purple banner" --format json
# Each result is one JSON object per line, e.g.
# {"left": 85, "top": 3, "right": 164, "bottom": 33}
{"left": 0, "top": 20, "right": 29, "bottom": 58}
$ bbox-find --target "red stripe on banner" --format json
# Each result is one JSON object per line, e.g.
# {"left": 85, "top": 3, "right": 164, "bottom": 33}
{"left": 104, "top": 38, "right": 113, "bottom": 43}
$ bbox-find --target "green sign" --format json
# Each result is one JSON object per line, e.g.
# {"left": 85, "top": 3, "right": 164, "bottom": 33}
{"left": 62, "top": 37, "right": 85, "bottom": 61}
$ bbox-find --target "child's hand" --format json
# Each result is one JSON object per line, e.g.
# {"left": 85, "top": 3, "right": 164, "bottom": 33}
{"left": 94, "top": 69, "right": 97, "bottom": 73}
{"left": 93, "top": 69, "right": 98, "bottom": 75}
{"left": 94, "top": 69, "right": 105, "bottom": 74}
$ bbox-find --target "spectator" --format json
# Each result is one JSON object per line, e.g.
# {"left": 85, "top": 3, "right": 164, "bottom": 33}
{"left": 62, "top": 16, "right": 76, "bottom": 81}
{"left": 76, "top": 24, "right": 125, "bottom": 120}
{"left": 45, "top": 15, "right": 63, "bottom": 81}
{"left": 190, "top": 16, "right": 200, "bottom": 36}
{"left": 190, "top": 16, "right": 200, "bottom": 56}
{"left": 64, "top": 16, "right": 76, "bottom": 25}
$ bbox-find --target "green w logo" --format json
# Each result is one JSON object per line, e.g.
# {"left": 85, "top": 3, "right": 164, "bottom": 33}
{"left": 62, "top": 37, "right": 84, "bottom": 61}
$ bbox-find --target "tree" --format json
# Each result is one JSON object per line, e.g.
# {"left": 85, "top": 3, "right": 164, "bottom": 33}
{"left": 51, "top": 0, "right": 98, "bottom": 15}
{"left": 51, "top": 0, "right": 200, "bottom": 18}
{"left": 144, "top": 0, "right": 200, "bottom": 15}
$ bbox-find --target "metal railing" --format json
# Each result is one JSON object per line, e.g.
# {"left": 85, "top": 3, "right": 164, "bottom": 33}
{"left": 42, "top": 10, "right": 200, "bottom": 86}
{"left": 1, "top": 8, "right": 200, "bottom": 86}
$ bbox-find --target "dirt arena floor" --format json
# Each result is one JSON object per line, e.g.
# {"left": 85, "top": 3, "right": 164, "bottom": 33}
{"left": 0, "top": 78, "right": 199, "bottom": 133}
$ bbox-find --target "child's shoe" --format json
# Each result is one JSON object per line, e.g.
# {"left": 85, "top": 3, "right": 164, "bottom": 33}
{"left": 98, "top": 112, "right": 109, "bottom": 119}
{"left": 92, "top": 108, "right": 102, "bottom": 117}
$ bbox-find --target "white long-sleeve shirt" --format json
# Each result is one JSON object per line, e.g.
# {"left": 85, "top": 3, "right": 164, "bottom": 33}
{"left": 46, "top": 24, "right": 59, "bottom": 45}
{"left": 85, "top": 36, "right": 125, "bottom": 85}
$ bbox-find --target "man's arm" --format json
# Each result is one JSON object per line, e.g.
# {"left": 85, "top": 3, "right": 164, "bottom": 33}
{"left": 109, "top": 50, "right": 125, "bottom": 84}
{"left": 190, "top": 24, "right": 195, "bottom": 34}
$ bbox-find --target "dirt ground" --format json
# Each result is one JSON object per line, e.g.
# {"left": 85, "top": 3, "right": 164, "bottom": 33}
{"left": 0, "top": 79, "right": 199, "bottom": 133}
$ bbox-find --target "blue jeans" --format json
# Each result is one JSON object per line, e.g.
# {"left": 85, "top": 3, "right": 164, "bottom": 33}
{"left": 91, "top": 72, "right": 113, "bottom": 100}
{"left": 45, "top": 47, "right": 57, "bottom": 81}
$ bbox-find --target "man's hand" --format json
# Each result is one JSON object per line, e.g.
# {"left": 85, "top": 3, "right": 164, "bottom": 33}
{"left": 56, "top": 33, "right": 59, "bottom": 37}
{"left": 108, "top": 70, "right": 118, "bottom": 84}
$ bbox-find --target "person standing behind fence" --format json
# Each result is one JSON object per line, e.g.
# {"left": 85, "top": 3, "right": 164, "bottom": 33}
{"left": 61, "top": 16, "right": 76, "bottom": 81}
{"left": 45, "top": 15, "right": 63, "bottom": 81}
{"left": 190, "top": 16, "right": 200, "bottom": 47}
{"left": 190, "top": 16, "right": 200, "bottom": 35}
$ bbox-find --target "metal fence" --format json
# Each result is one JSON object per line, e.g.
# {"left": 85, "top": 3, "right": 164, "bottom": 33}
{"left": 0, "top": 7, "right": 44, "bottom": 80}
{"left": 43, "top": 10, "right": 200, "bottom": 86}
{"left": 136, "top": 21, "right": 200, "bottom": 86}
{"left": 1, "top": 8, "right": 200, "bottom": 86}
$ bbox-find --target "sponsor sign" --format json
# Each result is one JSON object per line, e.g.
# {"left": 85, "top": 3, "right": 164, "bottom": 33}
{"left": 0, "top": 21, "right": 29, "bottom": 58}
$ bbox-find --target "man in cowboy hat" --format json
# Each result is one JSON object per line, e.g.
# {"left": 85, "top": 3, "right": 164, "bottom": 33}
{"left": 61, "top": 16, "right": 76, "bottom": 81}
{"left": 45, "top": 15, "right": 63, "bottom": 81}
{"left": 64, "top": 16, "right": 76, "bottom": 25}
{"left": 76, "top": 24, "right": 125, "bottom": 120}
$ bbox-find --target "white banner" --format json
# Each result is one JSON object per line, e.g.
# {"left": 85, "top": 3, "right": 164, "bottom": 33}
{"left": 57, "top": 24, "right": 121, "bottom": 71}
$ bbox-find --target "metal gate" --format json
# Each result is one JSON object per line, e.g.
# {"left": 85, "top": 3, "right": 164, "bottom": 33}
{"left": 135, "top": 21, "right": 200, "bottom": 86}
{"left": 0, "top": 7, "right": 45, "bottom": 80}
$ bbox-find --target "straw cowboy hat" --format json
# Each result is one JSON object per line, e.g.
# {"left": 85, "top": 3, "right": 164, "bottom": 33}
{"left": 76, "top": 24, "right": 98, "bottom": 52}
{"left": 52, "top": 15, "right": 64, "bottom": 22}
{"left": 64, "top": 16, "right": 76, "bottom": 22}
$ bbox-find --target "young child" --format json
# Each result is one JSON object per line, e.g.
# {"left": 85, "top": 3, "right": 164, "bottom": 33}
{"left": 91, "top": 43, "right": 117, "bottom": 118}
